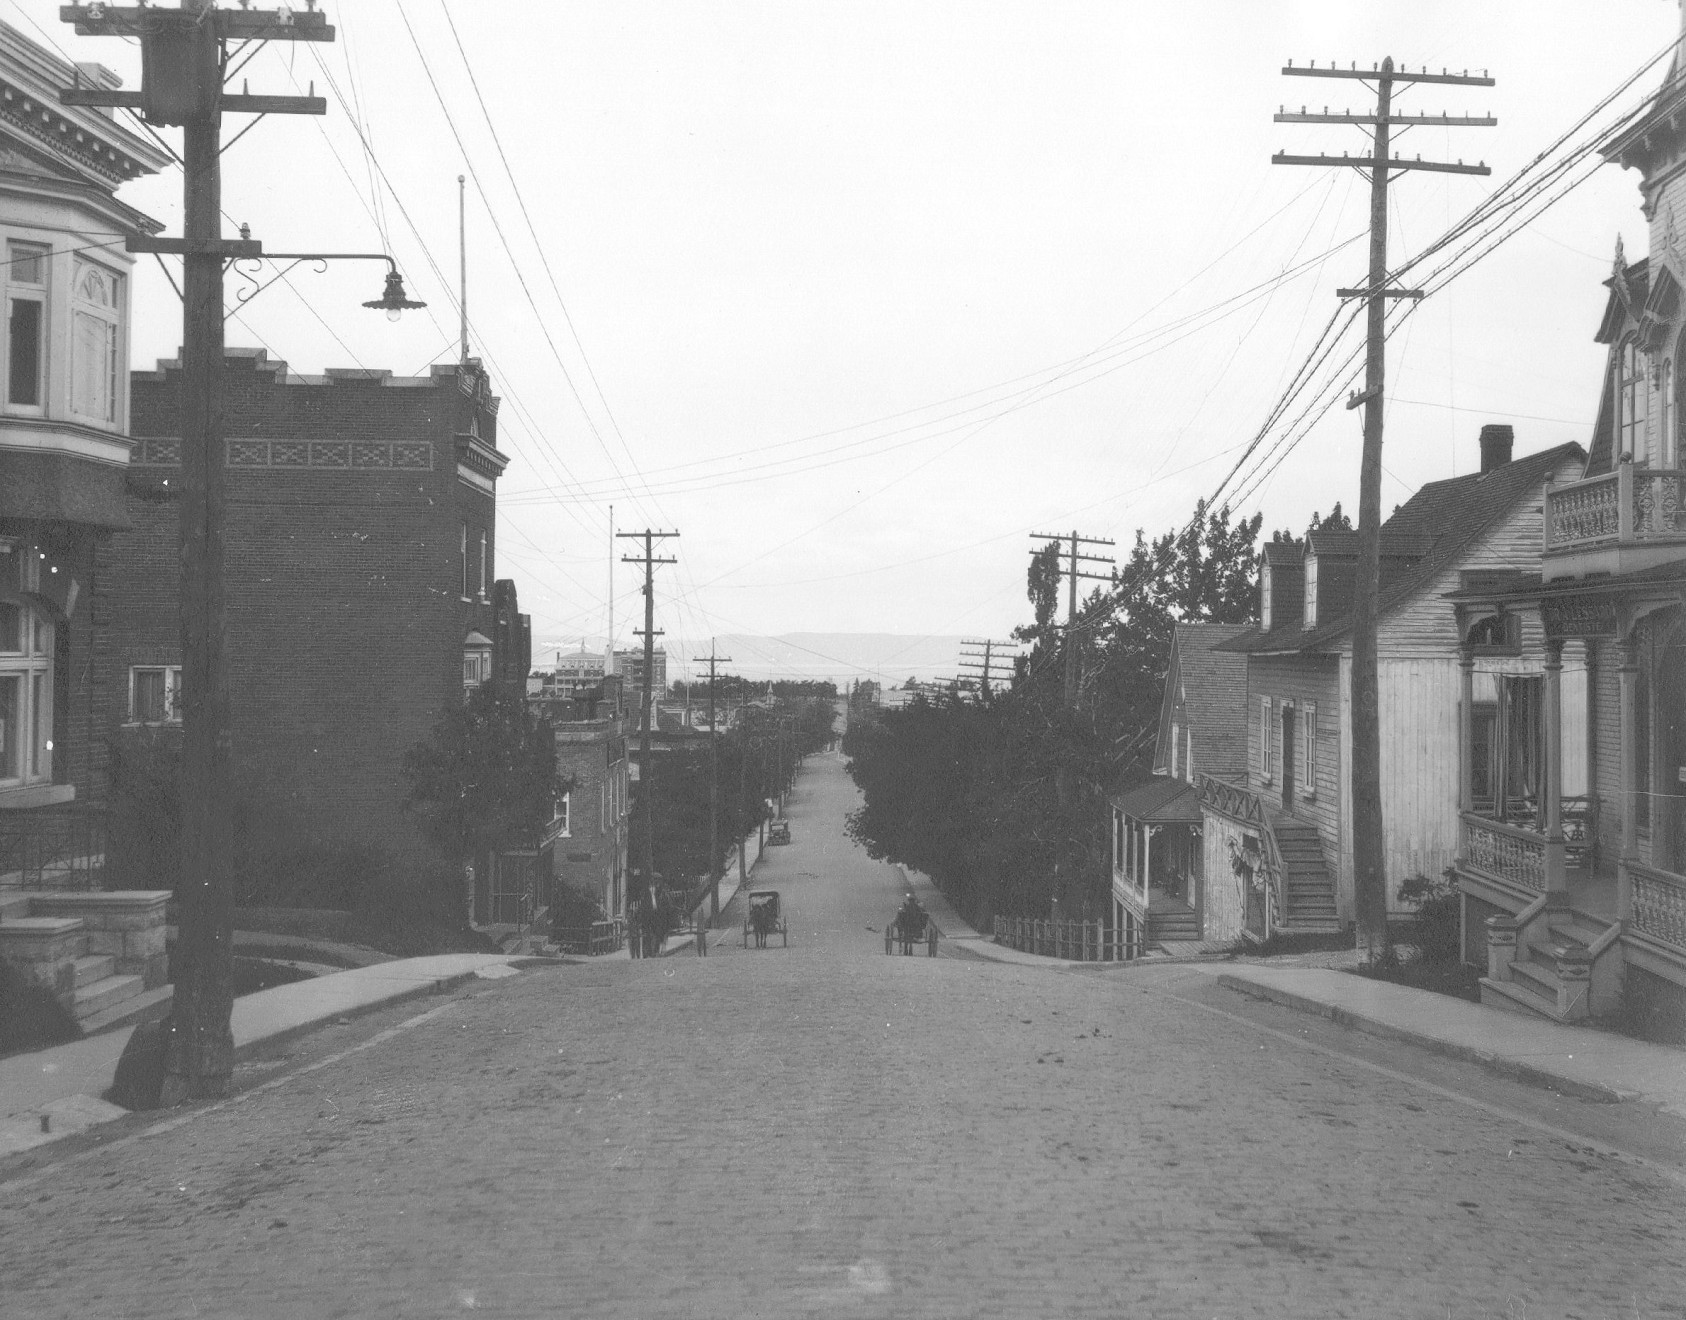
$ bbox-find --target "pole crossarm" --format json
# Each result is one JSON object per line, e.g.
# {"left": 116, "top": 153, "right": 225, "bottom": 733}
{"left": 1274, "top": 112, "right": 1496, "bottom": 127}
{"left": 1271, "top": 152, "right": 1491, "bottom": 176}
{"left": 1029, "top": 532, "right": 1116, "bottom": 546}
{"left": 1335, "top": 286, "right": 1424, "bottom": 300}
{"left": 1281, "top": 62, "right": 1493, "bottom": 86}
{"left": 60, "top": 6, "right": 336, "bottom": 42}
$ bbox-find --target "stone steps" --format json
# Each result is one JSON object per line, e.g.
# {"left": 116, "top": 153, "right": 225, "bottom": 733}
{"left": 71, "top": 954, "right": 115, "bottom": 988}
{"left": 70, "top": 973, "right": 146, "bottom": 1020}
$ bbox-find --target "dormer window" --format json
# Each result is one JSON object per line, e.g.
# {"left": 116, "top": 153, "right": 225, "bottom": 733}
{"left": 1260, "top": 560, "right": 1273, "bottom": 630}
{"left": 1303, "top": 557, "right": 1319, "bottom": 629}
{"left": 1618, "top": 336, "right": 1649, "bottom": 464}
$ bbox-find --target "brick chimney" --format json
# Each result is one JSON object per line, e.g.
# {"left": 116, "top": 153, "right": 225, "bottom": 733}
{"left": 1478, "top": 424, "right": 1514, "bottom": 474}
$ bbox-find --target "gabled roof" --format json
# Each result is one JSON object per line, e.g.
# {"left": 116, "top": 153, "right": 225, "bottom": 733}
{"left": 1155, "top": 622, "right": 1250, "bottom": 778}
{"left": 1219, "top": 441, "right": 1586, "bottom": 656}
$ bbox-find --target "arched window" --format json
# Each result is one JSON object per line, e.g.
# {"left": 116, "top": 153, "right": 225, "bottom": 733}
{"left": 71, "top": 260, "right": 121, "bottom": 425}
{"left": 1619, "top": 336, "right": 1650, "bottom": 463}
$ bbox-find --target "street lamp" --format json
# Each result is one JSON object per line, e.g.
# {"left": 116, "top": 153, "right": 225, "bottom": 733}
{"left": 228, "top": 252, "right": 426, "bottom": 322}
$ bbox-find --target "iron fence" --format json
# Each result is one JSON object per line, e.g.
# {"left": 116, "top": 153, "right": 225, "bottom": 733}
{"left": 0, "top": 804, "right": 107, "bottom": 892}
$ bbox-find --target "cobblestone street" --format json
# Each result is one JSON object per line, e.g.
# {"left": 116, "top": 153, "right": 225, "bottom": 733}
{"left": 3, "top": 753, "right": 1684, "bottom": 1319}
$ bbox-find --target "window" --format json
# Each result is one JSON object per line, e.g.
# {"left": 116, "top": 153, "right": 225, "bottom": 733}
{"left": 1300, "top": 702, "right": 1317, "bottom": 791}
{"left": 1660, "top": 353, "right": 1675, "bottom": 469}
{"left": 1259, "top": 696, "right": 1273, "bottom": 780}
{"left": 1, "top": 598, "right": 53, "bottom": 785}
{"left": 1169, "top": 720, "right": 1180, "bottom": 778}
{"left": 460, "top": 523, "right": 469, "bottom": 599}
{"left": 1619, "top": 337, "right": 1650, "bottom": 463}
{"left": 128, "top": 666, "right": 181, "bottom": 724}
{"left": 1303, "top": 558, "right": 1319, "bottom": 628}
{"left": 1260, "top": 561, "right": 1274, "bottom": 630}
{"left": 6, "top": 241, "right": 46, "bottom": 411}
{"left": 1466, "top": 612, "right": 1520, "bottom": 654}
{"left": 556, "top": 791, "right": 571, "bottom": 838}
{"left": 70, "top": 261, "right": 121, "bottom": 425}
{"left": 478, "top": 530, "right": 488, "bottom": 599}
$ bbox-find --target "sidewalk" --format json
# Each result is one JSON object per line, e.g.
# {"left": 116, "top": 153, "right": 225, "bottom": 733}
{"left": 0, "top": 953, "right": 525, "bottom": 1157}
{"left": 1206, "top": 964, "right": 1686, "bottom": 1119}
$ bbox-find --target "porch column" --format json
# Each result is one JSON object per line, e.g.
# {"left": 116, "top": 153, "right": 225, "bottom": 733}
{"left": 1458, "top": 644, "right": 1475, "bottom": 815}
{"left": 1142, "top": 825, "right": 1153, "bottom": 898}
{"left": 1584, "top": 643, "right": 1598, "bottom": 803}
{"left": 1618, "top": 638, "right": 1640, "bottom": 923}
{"left": 1543, "top": 639, "right": 1567, "bottom": 900}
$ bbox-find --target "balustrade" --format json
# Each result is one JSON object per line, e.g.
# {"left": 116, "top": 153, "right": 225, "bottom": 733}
{"left": 1632, "top": 469, "right": 1686, "bottom": 538}
{"left": 1461, "top": 812, "right": 1546, "bottom": 893}
{"left": 1629, "top": 861, "right": 1686, "bottom": 951}
{"left": 1545, "top": 471, "right": 1620, "bottom": 548}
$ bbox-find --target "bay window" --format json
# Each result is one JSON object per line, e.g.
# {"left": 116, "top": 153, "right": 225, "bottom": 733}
{"left": 1618, "top": 336, "right": 1649, "bottom": 463}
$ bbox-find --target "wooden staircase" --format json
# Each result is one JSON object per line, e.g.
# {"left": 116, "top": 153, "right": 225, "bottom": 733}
{"left": 1480, "top": 906, "right": 1611, "bottom": 1023}
{"left": 1270, "top": 820, "right": 1341, "bottom": 933}
{"left": 1146, "top": 897, "right": 1202, "bottom": 944}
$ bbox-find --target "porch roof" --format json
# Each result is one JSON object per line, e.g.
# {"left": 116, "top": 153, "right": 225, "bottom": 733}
{"left": 1110, "top": 777, "right": 1202, "bottom": 825}
{"left": 1443, "top": 557, "right": 1686, "bottom": 605}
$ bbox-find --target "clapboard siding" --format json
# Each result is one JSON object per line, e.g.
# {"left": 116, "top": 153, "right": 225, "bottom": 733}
{"left": 1589, "top": 637, "right": 1623, "bottom": 864}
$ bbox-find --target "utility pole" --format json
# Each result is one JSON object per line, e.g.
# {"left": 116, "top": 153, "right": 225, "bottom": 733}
{"left": 1029, "top": 531, "right": 1115, "bottom": 705}
{"left": 703, "top": 642, "right": 732, "bottom": 921}
{"left": 1274, "top": 57, "right": 1493, "bottom": 959}
{"left": 958, "top": 638, "right": 1018, "bottom": 702}
{"left": 62, "top": 1, "right": 335, "bottom": 1103}
{"left": 618, "top": 530, "right": 678, "bottom": 903}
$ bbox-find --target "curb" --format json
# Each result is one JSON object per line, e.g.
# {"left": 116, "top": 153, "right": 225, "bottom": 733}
{"left": 1216, "top": 973, "right": 1637, "bottom": 1105}
{"left": 230, "top": 967, "right": 491, "bottom": 1062}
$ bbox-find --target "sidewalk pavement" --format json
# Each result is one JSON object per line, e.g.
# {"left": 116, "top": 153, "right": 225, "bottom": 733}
{"left": 1208, "top": 964, "right": 1686, "bottom": 1118}
{"left": 895, "top": 868, "right": 1686, "bottom": 1116}
{"left": 0, "top": 953, "right": 526, "bottom": 1158}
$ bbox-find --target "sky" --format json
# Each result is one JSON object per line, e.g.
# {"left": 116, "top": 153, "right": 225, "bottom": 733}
{"left": 14, "top": 1, "right": 1684, "bottom": 676}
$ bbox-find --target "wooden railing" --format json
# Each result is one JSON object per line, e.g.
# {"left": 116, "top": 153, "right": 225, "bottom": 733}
{"left": 1460, "top": 812, "right": 1546, "bottom": 893}
{"left": 992, "top": 915, "right": 1141, "bottom": 961}
{"left": 1629, "top": 860, "right": 1686, "bottom": 951}
{"left": 1545, "top": 464, "right": 1686, "bottom": 553}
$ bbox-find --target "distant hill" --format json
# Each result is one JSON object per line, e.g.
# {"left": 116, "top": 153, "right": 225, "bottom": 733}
{"left": 534, "top": 633, "right": 972, "bottom": 684}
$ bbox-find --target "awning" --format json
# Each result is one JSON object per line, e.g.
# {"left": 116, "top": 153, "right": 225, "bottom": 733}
{"left": 1109, "top": 777, "right": 1202, "bottom": 825}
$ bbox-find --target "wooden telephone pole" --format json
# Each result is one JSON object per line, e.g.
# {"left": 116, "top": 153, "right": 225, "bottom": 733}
{"left": 618, "top": 530, "right": 678, "bottom": 901}
{"left": 958, "top": 638, "right": 1018, "bottom": 702}
{"left": 1029, "top": 531, "right": 1115, "bottom": 705}
{"left": 703, "top": 643, "right": 732, "bottom": 920}
{"left": 1274, "top": 58, "right": 1493, "bottom": 958}
{"left": 61, "top": 2, "right": 333, "bottom": 1103}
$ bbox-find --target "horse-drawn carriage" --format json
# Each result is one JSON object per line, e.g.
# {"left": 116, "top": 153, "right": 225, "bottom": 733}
{"left": 885, "top": 900, "right": 939, "bottom": 956}
{"left": 744, "top": 890, "right": 788, "bottom": 948}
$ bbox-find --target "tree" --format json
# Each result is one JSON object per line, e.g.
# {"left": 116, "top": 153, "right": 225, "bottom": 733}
{"left": 847, "top": 499, "right": 1264, "bottom": 927}
{"left": 402, "top": 681, "right": 569, "bottom": 880}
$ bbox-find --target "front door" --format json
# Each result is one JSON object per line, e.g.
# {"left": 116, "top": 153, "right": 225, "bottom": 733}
{"left": 1281, "top": 706, "right": 1296, "bottom": 811}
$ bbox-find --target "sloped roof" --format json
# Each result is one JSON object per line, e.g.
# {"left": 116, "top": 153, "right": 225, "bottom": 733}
{"left": 1161, "top": 622, "right": 1251, "bottom": 778}
{"left": 1219, "top": 441, "right": 1586, "bottom": 655}
{"left": 1110, "top": 776, "right": 1202, "bottom": 824}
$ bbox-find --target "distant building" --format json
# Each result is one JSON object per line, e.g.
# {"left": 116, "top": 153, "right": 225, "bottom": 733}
{"left": 549, "top": 676, "right": 630, "bottom": 922}
{"left": 616, "top": 647, "right": 666, "bottom": 695}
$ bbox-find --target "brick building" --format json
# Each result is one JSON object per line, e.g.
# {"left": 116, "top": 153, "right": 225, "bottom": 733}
{"left": 108, "top": 347, "right": 523, "bottom": 871}
{"left": 549, "top": 676, "right": 631, "bottom": 922}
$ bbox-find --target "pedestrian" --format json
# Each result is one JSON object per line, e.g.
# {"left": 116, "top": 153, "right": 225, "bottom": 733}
{"left": 628, "top": 897, "right": 645, "bottom": 958}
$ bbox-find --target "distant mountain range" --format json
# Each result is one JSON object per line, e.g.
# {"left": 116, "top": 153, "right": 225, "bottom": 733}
{"left": 533, "top": 633, "right": 973, "bottom": 684}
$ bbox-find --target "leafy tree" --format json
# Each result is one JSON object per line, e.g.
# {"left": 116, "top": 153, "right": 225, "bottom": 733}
{"left": 847, "top": 500, "right": 1263, "bottom": 927}
{"left": 402, "top": 681, "right": 569, "bottom": 871}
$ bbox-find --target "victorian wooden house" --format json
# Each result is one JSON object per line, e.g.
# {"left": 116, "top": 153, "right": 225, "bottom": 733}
{"left": 1447, "top": 46, "right": 1686, "bottom": 1025}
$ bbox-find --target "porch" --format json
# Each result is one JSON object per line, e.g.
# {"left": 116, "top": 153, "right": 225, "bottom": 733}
{"left": 1111, "top": 778, "right": 1203, "bottom": 952}
{"left": 1450, "top": 570, "right": 1686, "bottom": 1021}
